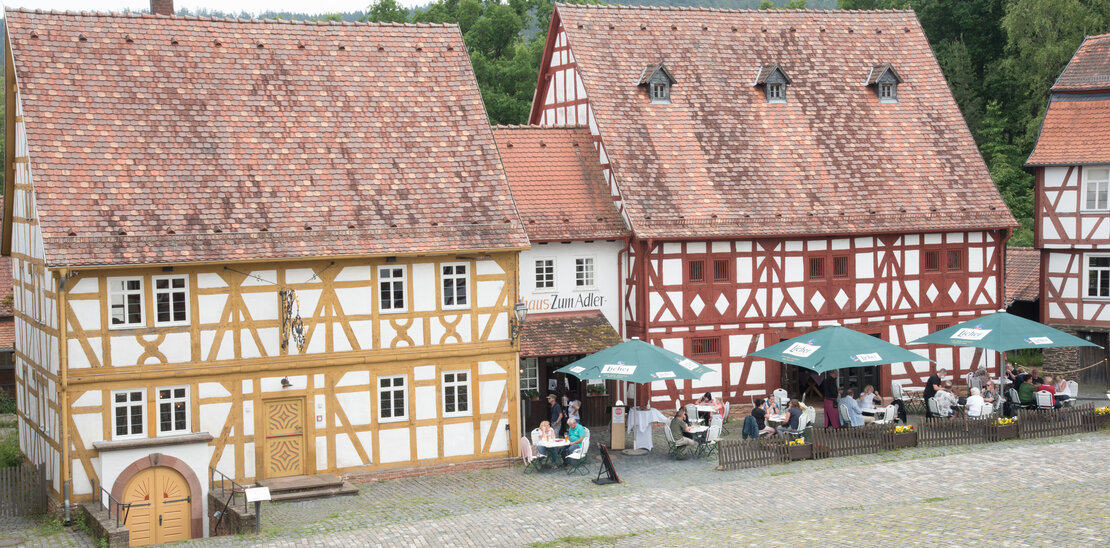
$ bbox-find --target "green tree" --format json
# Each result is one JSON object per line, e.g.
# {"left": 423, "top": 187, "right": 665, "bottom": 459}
{"left": 364, "top": 0, "right": 409, "bottom": 23}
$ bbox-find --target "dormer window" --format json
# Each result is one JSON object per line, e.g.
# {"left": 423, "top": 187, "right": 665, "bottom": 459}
{"left": 866, "top": 63, "right": 903, "bottom": 103}
{"left": 638, "top": 62, "right": 676, "bottom": 104}
{"left": 754, "top": 63, "right": 792, "bottom": 104}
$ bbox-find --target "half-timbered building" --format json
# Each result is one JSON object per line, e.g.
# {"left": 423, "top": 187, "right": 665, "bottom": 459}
{"left": 4, "top": 6, "right": 527, "bottom": 543}
{"left": 491, "top": 126, "right": 626, "bottom": 428}
{"left": 1028, "top": 33, "right": 1110, "bottom": 389}
{"left": 529, "top": 4, "right": 1016, "bottom": 406}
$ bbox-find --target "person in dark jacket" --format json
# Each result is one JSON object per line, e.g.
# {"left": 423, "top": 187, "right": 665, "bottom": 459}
{"left": 821, "top": 371, "right": 841, "bottom": 428}
{"left": 923, "top": 368, "right": 945, "bottom": 418}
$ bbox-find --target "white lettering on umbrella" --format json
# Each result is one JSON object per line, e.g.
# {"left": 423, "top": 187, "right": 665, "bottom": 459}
{"left": 601, "top": 363, "right": 636, "bottom": 376}
{"left": 1025, "top": 337, "right": 1053, "bottom": 345}
{"left": 784, "top": 342, "right": 820, "bottom": 358}
{"left": 568, "top": 366, "right": 586, "bottom": 374}
{"left": 652, "top": 371, "right": 676, "bottom": 379}
{"left": 852, "top": 353, "right": 882, "bottom": 363}
{"left": 678, "top": 359, "right": 699, "bottom": 371}
{"left": 953, "top": 328, "right": 991, "bottom": 341}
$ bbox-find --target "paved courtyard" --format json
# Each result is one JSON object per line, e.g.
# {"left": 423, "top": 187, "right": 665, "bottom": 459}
{"left": 3, "top": 425, "right": 1109, "bottom": 547}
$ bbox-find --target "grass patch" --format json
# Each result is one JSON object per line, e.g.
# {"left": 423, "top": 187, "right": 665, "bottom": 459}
{"left": 923, "top": 496, "right": 948, "bottom": 503}
{"left": 763, "top": 470, "right": 794, "bottom": 477}
{"left": 1, "top": 433, "right": 22, "bottom": 468}
{"left": 32, "top": 514, "right": 64, "bottom": 536}
{"left": 527, "top": 534, "right": 631, "bottom": 547}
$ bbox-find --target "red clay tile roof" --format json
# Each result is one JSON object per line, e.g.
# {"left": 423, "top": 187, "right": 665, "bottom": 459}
{"left": 520, "top": 310, "right": 621, "bottom": 358}
{"left": 4, "top": 10, "right": 527, "bottom": 267}
{"left": 1051, "top": 34, "right": 1110, "bottom": 92}
{"left": 491, "top": 126, "right": 627, "bottom": 242}
{"left": 0, "top": 257, "right": 11, "bottom": 317}
{"left": 0, "top": 319, "right": 12, "bottom": 350}
{"left": 543, "top": 5, "right": 1015, "bottom": 238}
{"left": 1005, "top": 247, "right": 1040, "bottom": 305}
{"left": 1028, "top": 35, "right": 1110, "bottom": 166}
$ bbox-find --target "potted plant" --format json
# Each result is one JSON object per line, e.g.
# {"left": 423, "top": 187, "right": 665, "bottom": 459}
{"left": 587, "top": 384, "right": 607, "bottom": 396}
{"left": 989, "top": 416, "right": 1019, "bottom": 441}
{"left": 785, "top": 437, "right": 812, "bottom": 461}
{"left": 891, "top": 424, "right": 917, "bottom": 449}
{"left": 525, "top": 389, "right": 540, "bottom": 402}
{"left": 1093, "top": 406, "right": 1110, "bottom": 430}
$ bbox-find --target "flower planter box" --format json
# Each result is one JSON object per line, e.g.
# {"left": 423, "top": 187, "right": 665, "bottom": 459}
{"left": 892, "top": 431, "right": 918, "bottom": 449}
{"left": 786, "top": 443, "right": 813, "bottom": 461}
{"left": 989, "top": 423, "right": 1018, "bottom": 441}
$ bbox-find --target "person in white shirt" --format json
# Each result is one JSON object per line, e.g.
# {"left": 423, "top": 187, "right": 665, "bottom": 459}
{"left": 858, "top": 384, "right": 879, "bottom": 417}
{"left": 965, "top": 387, "right": 985, "bottom": 417}
{"left": 935, "top": 382, "right": 960, "bottom": 417}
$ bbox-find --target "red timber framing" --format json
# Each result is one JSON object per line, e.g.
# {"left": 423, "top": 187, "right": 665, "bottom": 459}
{"left": 625, "top": 233, "right": 1007, "bottom": 404}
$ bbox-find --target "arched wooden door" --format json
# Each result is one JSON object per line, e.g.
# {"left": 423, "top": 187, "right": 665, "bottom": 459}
{"left": 122, "top": 466, "right": 191, "bottom": 546}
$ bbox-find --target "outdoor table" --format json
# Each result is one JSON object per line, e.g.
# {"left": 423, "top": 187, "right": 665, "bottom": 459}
{"left": 765, "top": 414, "right": 788, "bottom": 426}
{"left": 536, "top": 438, "right": 571, "bottom": 468}
{"left": 627, "top": 407, "right": 669, "bottom": 450}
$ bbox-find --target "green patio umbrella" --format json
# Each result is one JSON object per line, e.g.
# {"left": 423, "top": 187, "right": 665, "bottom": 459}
{"left": 908, "top": 312, "right": 1099, "bottom": 352}
{"left": 746, "top": 325, "right": 932, "bottom": 374}
{"left": 554, "top": 339, "right": 713, "bottom": 383}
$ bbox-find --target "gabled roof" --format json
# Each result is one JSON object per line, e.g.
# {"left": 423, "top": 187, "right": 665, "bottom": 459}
{"left": 638, "top": 63, "right": 675, "bottom": 86}
{"left": 491, "top": 126, "right": 627, "bottom": 242}
{"left": 536, "top": 5, "right": 1015, "bottom": 238}
{"left": 1005, "top": 247, "right": 1040, "bottom": 305}
{"left": 1028, "top": 35, "right": 1110, "bottom": 166}
{"left": 866, "top": 63, "right": 903, "bottom": 85}
{"left": 3, "top": 9, "right": 527, "bottom": 267}
{"left": 754, "top": 63, "right": 792, "bottom": 85}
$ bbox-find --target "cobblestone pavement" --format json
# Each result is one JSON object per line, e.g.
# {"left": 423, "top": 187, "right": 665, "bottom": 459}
{"left": 5, "top": 430, "right": 1109, "bottom": 547}
{"left": 0, "top": 516, "right": 90, "bottom": 548}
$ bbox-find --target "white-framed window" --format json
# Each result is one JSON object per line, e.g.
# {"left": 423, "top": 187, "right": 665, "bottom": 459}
{"left": 442, "top": 370, "right": 471, "bottom": 417}
{"left": 378, "top": 266, "right": 407, "bottom": 313}
{"left": 520, "top": 357, "right": 539, "bottom": 392}
{"left": 112, "top": 389, "right": 146, "bottom": 439}
{"left": 879, "top": 82, "right": 897, "bottom": 102}
{"left": 535, "top": 258, "right": 555, "bottom": 291}
{"left": 1084, "top": 166, "right": 1110, "bottom": 210}
{"left": 108, "top": 277, "right": 144, "bottom": 328}
{"left": 1087, "top": 255, "right": 1110, "bottom": 298}
{"left": 767, "top": 83, "right": 785, "bottom": 102}
{"left": 378, "top": 375, "right": 407, "bottom": 422}
{"left": 575, "top": 257, "right": 596, "bottom": 289}
{"left": 442, "top": 263, "right": 470, "bottom": 310}
{"left": 157, "top": 386, "right": 189, "bottom": 435}
{"left": 651, "top": 82, "right": 669, "bottom": 103}
{"left": 153, "top": 275, "right": 189, "bottom": 326}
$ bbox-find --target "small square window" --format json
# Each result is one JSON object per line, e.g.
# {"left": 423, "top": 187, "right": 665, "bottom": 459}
{"left": 379, "top": 266, "right": 407, "bottom": 313}
{"left": 767, "top": 83, "right": 785, "bottom": 102}
{"left": 575, "top": 257, "right": 595, "bottom": 288}
{"left": 109, "top": 278, "right": 144, "bottom": 328}
{"left": 442, "top": 370, "right": 471, "bottom": 417}
{"left": 691, "top": 337, "right": 720, "bottom": 356}
{"left": 153, "top": 275, "right": 188, "bottom": 326}
{"left": 923, "top": 250, "right": 940, "bottom": 272}
{"left": 378, "top": 375, "right": 408, "bottom": 422}
{"left": 651, "top": 83, "right": 669, "bottom": 103}
{"left": 520, "top": 357, "right": 539, "bottom": 392}
{"left": 879, "top": 82, "right": 897, "bottom": 102}
{"left": 833, "top": 256, "right": 850, "bottom": 278}
{"left": 713, "top": 259, "right": 730, "bottom": 282}
{"left": 947, "top": 250, "right": 963, "bottom": 271}
{"left": 112, "top": 389, "right": 145, "bottom": 439}
{"left": 688, "top": 260, "right": 705, "bottom": 283}
{"left": 157, "top": 386, "right": 189, "bottom": 435}
{"left": 809, "top": 257, "right": 825, "bottom": 280}
{"left": 535, "top": 259, "right": 555, "bottom": 291}
{"left": 442, "top": 263, "right": 469, "bottom": 310}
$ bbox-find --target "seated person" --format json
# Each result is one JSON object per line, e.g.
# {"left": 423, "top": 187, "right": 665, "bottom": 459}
{"left": 982, "top": 381, "right": 998, "bottom": 405}
{"left": 1031, "top": 368, "right": 1044, "bottom": 385}
{"left": 696, "top": 392, "right": 715, "bottom": 423}
{"left": 533, "top": 420, "right": 557, "bottom": 458}
{"left": 840, "top": 389, "right": 866, "bottom": 426}
{"left": 775, "top": 400, "right": 805, "bottom": 436}
{"left": 1054, "top": 376, "right": 1069, "bottom": 394}
{"left": 1004, "top": 362, "right": 1017, "bottom": 385}
{"left": 750, "top": 399, "right": 776, "bottom": 437}
{"left": 760, "top": 396, "right": 781, "bottom": 416}
{"left": 669, "top": 409, "right": 698, "bottom": 458}
{"left": 858, "top": 385, "right": 880, "bottom": 416}
{"left": 965, "top": 387, "right": 985, "bottom": 417}
{"left": 935, "top": 382, "right": 960, "bottom": 417}
{"left": 1017, "top": 376, "right": 1037, "bottom": 406}
{"left": 560, "top": 417, "right": 587, "bottom": 462}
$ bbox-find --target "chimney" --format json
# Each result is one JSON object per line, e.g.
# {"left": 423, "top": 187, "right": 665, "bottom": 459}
{"left": 150, "top": 0, "right": 174, "bottom": 16}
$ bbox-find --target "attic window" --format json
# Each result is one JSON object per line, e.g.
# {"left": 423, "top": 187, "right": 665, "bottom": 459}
{"left": 767, "top": 83, "right": 784, "bottom": 102}
{"left": 639, "top": 62, "right": 675, "bottom": 104}
{"left": 867, "top": 63, "right": 903, "bottom": 103}
{"left": 755, "top": 63, "right": 791, "bottom": 104}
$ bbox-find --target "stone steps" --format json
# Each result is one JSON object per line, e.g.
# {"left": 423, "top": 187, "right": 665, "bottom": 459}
{"left": 255, "top": 473, "right": 359, "bottom": 503}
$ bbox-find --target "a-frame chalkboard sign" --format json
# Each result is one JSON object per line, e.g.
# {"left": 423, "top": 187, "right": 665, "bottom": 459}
{"left": 593, "top": 443, "right": 621, "bottom": 485}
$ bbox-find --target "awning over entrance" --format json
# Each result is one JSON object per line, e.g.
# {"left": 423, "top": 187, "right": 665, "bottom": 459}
{"left": 520, "top": 311, "right": 622, "bottom": 358}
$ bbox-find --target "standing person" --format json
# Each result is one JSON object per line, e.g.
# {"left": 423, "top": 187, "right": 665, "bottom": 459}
{"left": 923, "top": 368, "right": 945, "bottom": 418}
{"left": 566, "top": 391, "right": 581, "bottom": 425}
{"left": 821, "top": 371, "right": 841, "bottom": 428}
{"left": 547, "top": 394, "right": 565, "bottom": 436}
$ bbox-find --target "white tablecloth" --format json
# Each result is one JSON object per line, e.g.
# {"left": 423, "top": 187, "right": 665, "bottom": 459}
{"left": 626, "top": 408, "right": 669, "bottom": 450}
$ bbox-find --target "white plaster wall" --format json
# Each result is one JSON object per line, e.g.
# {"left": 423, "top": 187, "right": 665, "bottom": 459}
{"left": 94, "top": 440, "right": 211, "bottom": 534}
{"left": 442, "top": 423, "right": 473, "bottom": 457}
{"left": 519, "top": 240, "right": 623, "bottom": 330}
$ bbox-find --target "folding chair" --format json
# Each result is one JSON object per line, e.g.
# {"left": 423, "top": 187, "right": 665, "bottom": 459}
{"left": 891, "top": 381, "right": 905, "bottom": 402}
{"left": 872, "top": 404, "right": 897, "bottom": 425}
{"left": 520, "top": 437, "right": 545, "bottom": 474}
{"left": 927, "top": 397, "right": 943, "bottom": 417}
{"left": 783, "top": 412, "right": 808, "bottom": 440}
{"left": 686, "top": 403, "right": 702, "bottom": 424}
{"left": 721, "top": 401, "right": 732, "bottom": 436}
{"left": 1009, "top": 388, "right": 1033, "bottom": 410}
{"left": 838, "top": 402, "right": 851, "bottom": 427}
{"left": 980, "top": 402, "right": 994, "bottom": 417}
{"left": 698, "top": 423, "right": 723, "bottom": 459}
{"left": 663, "top": 419, "right": 685, "bottom": 458}
{"left": 773, "top": 388, "right": 789, "bottom": 410}
{"left": 1066, "top": 381, "right": 1079, "bottom": 406}
{"left": 565, "top": 430, "right": 591, "bottom": 475}
{"left": 1035, "top": 390, "right": 1055, "bottom": 410}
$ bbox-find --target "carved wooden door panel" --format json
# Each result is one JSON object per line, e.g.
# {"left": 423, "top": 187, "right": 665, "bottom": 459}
{"left": 263, "top": 398, "right": 305, "bottom": 479}
{"left": 122, "top": 467, "right": 191, "bottom": 546}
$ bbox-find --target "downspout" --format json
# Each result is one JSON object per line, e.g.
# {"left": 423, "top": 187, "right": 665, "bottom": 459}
{"left": 56, "top": 268, "right": 70, "bottom": 523}
{"left": 639, "top": 239, "right": 653, "bottom": 406}
{"left": 616, "top": 237, "right": 630, "bottom": 403}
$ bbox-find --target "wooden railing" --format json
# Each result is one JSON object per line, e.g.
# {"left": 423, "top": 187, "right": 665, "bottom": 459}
{"left": 810, "top": 424, "right": 895, "bottom": 459}
{"left": 716, "top": 437, "right": 787, "bottom": 470}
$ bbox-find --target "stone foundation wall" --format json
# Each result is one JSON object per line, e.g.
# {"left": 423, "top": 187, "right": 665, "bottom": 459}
{"left": 1043, "top": 324, "right": 1108, "bottom": 374}
{"left": 208, "top": 489, "right": 256, "bottom": 537}
{"left": 76, "top": 502, "right": 129, "bottom": 548}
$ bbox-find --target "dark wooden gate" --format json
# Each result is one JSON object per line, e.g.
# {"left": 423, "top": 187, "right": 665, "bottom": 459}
{"left": 0, "top": 462, "right": 47, "bottom": 517}
{"left": 1077, "top": 331, "right": 1109, "bottom": 390}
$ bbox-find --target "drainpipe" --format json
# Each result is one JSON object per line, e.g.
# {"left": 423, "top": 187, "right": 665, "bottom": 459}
{"left": 639, "top": 239, "right": 653, "bottom": 406}
{"left": 56, "top": 268, "right": 70, "bottom": 524}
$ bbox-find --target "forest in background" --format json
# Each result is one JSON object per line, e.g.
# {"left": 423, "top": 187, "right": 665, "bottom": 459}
{"left": 5, "top": 0, "right": 1110, "bottom": 245}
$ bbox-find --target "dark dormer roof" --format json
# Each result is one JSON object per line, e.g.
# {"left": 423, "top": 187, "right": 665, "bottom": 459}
{"left": 754, "top": 63, "right": 792, "bottom": 85}
{"left": 866, "top": 63, "right": 903, "bottom": 85}
{"left": 638, "top": 63, "right": 676, "bottom": 86}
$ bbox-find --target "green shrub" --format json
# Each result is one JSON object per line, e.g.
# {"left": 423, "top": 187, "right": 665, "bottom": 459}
{"left": 0, "top": 434, "right": 23, "bottom": 468}
{"left": 1007, "top": 349, "right": 1043, "bottom": 368}
{"left": 0, "top": 391, "right": 16, "bottom": 414}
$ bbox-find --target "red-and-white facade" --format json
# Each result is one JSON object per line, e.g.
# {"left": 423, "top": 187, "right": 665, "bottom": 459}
{"left": 529, "top": 4, "right": 1016, "bottom": 404}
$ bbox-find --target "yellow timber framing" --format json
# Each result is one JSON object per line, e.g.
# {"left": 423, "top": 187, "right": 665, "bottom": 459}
{"left": 55, "top": 253, "right": 522, "bottom": 497}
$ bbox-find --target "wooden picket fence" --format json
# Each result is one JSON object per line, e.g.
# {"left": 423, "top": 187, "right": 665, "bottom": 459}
{"left": 718, "top": 403, "right": 1107, "bottom": 470}
{"left": 0, "top": 462, "right": 47, "bottom": 517}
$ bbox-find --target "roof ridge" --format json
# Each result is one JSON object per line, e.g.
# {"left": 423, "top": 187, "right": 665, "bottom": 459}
{"left": 555, "top": 3, "right": 915, "bottom": 14}
{"left": 3, "top": 7, "right": 459, "bottom": 28}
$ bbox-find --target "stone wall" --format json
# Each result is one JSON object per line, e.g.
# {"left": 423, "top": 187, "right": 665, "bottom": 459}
{"left": 76, "top": 502, "right": 129, "bottom": 548}
{"left": 208, "top": 488, "right": 256, "bottom": 537}
{"left": 1043, "top": 324, "right": 1108, "bottom": 374}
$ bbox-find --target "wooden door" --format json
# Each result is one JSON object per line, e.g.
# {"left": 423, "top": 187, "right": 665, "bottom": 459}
{"left": 122, "top": 467, "right": 191, "bottom": 547}
{"left": 263, "top": 398, "right": 305, "bottom": 479}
